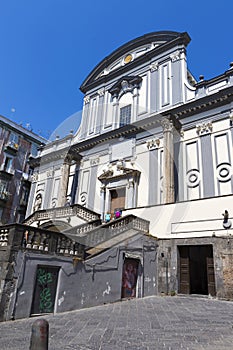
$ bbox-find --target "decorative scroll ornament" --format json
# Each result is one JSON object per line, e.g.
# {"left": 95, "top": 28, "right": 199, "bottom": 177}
{"left": 196, "top": 121, "right": 213, "bottom": 135}
{"left": 90, "top": 158, "right": 100, "bottom": 166}
{"left": 180, "top": 129, "right": 184, "bottom": 138}
{"left": 170, "top": 51, "right": 181, "bottom": 62}
{"left": 31, "top": 173, "right": 39, "bottom": 182}
{"left": 97, "top": 88, "right": 105, "bottom": 97}
{"left": 98, "top": 161, "right": 140, "bottom": 181}
{"left": 150, "top": 62, "right": 159, "bottom": 72}
{"left": 147, "top": 138, "right": 160, "bottom": 150}
{"left": 109, "top": 76, "right": 142, "bottom": 99}
{"left": 46, "top": 170, "right": 54, "bottom": 178}
{"left": 84, "top": 96, "right": 90, "bottom": 104}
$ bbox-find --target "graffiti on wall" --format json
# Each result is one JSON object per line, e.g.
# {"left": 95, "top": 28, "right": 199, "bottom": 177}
{"left": 121, "top": 258, "right": 139, "bottom": 298}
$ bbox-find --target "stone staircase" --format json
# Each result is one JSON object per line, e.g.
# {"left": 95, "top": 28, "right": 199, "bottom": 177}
{"left": 64, "top": 214, "right": 150, "bottom": 257}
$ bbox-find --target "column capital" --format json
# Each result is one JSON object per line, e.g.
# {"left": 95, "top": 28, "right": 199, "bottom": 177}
{"left": 161, "top": 118, "right": 174, "bottom": 133}
{"left": 84, "top": 95, "right": 90, "bottom": 104}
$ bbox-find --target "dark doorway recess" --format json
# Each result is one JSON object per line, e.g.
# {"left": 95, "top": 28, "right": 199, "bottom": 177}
{"left": 178, "top": 245, "right": 216, "bottom": 296}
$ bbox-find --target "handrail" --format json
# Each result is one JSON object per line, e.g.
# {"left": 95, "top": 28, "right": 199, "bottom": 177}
{"left": 83, "top": 215, "right": 149, "bottom": 248}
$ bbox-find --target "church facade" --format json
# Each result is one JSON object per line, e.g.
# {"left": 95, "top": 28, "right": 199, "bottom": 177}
{"left": 1, "top": 31, "right": 233, "bottom": 321}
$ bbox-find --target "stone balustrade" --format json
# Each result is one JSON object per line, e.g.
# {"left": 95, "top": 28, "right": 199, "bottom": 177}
{"left": 22, "top": 227, "right": 84, "bottom": 258}
{"left": 64, "top": 219, "right": 102, "bottom": 237}
{"left": 84, "top": 215, "right": 149, "bottom": 248}
{"left": 24, "top": 204, "right": 101, "bottom": 226}
{"left": 0, "top": 229, "right": 9, "bottom": 247}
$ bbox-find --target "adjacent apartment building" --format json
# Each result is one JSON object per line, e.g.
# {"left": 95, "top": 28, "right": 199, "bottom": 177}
{"left": 1, "top": 31, "right": 233, "bottom": 321}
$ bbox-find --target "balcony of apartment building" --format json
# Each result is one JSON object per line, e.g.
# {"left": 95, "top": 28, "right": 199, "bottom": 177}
{"left": 3, "top": 140, "right": 19, "bottom": 155}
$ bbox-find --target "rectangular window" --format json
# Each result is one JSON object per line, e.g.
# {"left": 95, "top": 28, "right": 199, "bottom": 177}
{"left": 9, "top": 132, "right": 19, "bottom": 144}
{"left": 0, "top": 180, "right": 8, "bottom": 200}
{"left": 30, "top": 143, "right": 38, "bottom": 157}
{"left": 120, "top": 105, "right": 131, "bottom": 127}
{"left": 3, "top": 157, "right": 13, "bottom": 173}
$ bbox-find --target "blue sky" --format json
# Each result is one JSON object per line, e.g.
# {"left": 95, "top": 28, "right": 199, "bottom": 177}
{"left": 0, "top": 0, "right": 232, "bottom": 139}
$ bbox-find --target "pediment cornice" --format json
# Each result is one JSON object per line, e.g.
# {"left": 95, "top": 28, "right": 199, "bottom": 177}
{"left": 80, "top": 31, "right": 190, "bottom": 94}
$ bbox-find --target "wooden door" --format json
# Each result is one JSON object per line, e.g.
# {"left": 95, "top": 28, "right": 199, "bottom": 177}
{"left": 179, "top": 257, "right": 190, "bottom": 294}
{"left": 207, "top": 257, "right": 216, "bottom": 296}
{"left": 110, "top": 188, "right": 126, "bottom": 216}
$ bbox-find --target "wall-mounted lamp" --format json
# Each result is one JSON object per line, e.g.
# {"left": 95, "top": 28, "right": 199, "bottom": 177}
{"left": 222, "top": 210, "right": 232, "bottom": 229}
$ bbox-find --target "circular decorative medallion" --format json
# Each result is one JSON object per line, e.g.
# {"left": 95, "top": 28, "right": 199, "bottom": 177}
{"left": 217, "top": 163, "right": 231, "bottom": 182}
{"left": 124, "top": 54, "right": 133, "bottom": 64}
{"left": 186, "top": 169, "right": 200, "bottom": 188}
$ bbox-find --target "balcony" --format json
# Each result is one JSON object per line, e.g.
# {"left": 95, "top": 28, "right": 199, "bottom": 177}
{"left": 4, "top": 141, "right": 19, "bottom": 154}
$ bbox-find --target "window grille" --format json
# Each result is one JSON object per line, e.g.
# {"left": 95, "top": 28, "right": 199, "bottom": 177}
{"left": 120, "top": 105, "right": 131, "bottom": 127}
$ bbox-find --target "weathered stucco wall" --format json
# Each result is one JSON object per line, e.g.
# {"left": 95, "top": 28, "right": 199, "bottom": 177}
{"left": 10, "top": 234, "right": 158, "bottom": 321}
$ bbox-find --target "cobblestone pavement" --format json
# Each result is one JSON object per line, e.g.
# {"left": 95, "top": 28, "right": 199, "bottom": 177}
{"left": 1, "top": 296, "right": 233, "bottom": 350}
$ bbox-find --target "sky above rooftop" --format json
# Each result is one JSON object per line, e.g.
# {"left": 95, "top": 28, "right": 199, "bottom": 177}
{"left": 0, "top": 0, "right": 232, "bottom": 140}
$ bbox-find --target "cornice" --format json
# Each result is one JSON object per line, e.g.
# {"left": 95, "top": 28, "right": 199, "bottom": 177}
{"left": 80, "top": 31, "right": 190, "bottom": 93}
{"left": 171, "top": 85, "right": 233, "bottom": 120}
{"left": 195, "top": 67, "right": 233, "bottom": 89}
{"left": 29, "top": 148, "right": 81, "bottom": 167}
{"left": 31, "top": 84, "right": 233, "bottom": 165}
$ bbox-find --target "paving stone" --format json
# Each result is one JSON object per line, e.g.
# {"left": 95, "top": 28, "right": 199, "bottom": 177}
{"left": 1, "top": 296, "right": 233, "bottom": 349}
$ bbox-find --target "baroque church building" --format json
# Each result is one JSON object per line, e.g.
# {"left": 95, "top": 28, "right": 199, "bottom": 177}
{"left": 1, "top": 31, "right": 233, "bottom": 321}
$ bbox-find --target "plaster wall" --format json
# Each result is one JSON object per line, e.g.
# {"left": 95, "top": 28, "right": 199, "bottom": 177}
{"left": 124, "top": 194, "right": 233, "bottom": 239}
{"left": 11, "top": 235, "right": 157, "bottom": 320}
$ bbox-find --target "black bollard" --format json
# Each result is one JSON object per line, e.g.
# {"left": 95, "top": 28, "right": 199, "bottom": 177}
{"left": 29, "top": 319, "right": 49, "bottom": 350}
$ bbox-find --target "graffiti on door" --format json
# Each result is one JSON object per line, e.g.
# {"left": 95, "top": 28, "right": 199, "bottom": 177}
{"left": 31, "top": 266, "right": 59, "bottom": 315}
{"left": 121, "top": 258, "right": 139, "bottom": 298}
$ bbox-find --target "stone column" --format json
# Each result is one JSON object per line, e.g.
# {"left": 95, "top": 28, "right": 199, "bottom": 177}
{"left": 161, "top": 118, "right": 175, "bottom": 204}
{"left": 58, "top": 158, "right": 71, "bottom": 207}
{"left": 127, "top": 179, "right": 134, "bottom": 208}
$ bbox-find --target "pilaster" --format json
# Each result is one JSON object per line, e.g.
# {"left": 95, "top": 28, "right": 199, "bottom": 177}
{"left": 161, "top": 118, "right": 175, "bottom": 204}
{"left": 58, "top": 157, "right": 71, "bottom": 207}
